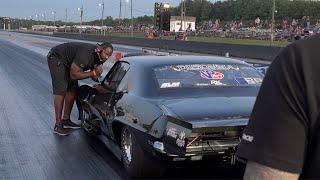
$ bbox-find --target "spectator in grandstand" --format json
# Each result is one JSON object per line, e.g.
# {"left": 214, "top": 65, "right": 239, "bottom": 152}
{"left": 215, "top": 19, "right": 220, "bottom": 29}
{"left": 238, "top": 20, "right": 243, "bottom": 28}
{"left": 302, "top": 16, "right": 307, "bottom": 28}
{"left": 255, "top": 17, "right": 261, "bottom": 27}
{"left": 282, "top": 19, "right": 288, "bottom": 29}
{"left": 307, "top": 16, "right": 311, "bottom": 29}
{"left": 316, "top": 19, "right": 320, "bottom": 27}
{"left": 292, "top": 19, "right": 297, "bottom": 28}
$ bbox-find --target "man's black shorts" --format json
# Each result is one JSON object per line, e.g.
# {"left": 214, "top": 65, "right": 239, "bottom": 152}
{"left": 47, "top": 55, "right": 78, "bottom": 96}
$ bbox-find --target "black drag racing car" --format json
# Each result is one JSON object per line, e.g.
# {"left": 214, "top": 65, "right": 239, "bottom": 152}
{"left": 76, "top": 56, "right": 263, "bottom": 178}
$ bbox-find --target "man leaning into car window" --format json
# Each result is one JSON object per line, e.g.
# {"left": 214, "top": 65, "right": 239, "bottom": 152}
{"left": 47, "top": 42, "right": 113, "bottom": 136}
{"left": 236, "top": 35, "right": 320, "bottom": 179}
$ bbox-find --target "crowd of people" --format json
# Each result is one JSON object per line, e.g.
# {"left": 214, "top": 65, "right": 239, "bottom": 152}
{"left": 196, "top": 16, "right": 320, "bottom": 41}
{"left": 99, "top": 16, "right": 320, "bottom": 41}
{"left": 32, "top": 15, "right": 320, "bottom": 42}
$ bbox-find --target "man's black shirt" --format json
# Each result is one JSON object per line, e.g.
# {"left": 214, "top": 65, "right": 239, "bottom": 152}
{"left": 50, "top": 42, "right": 100, "bottom": 71}
{"left": 236, "top": 35, "right": 320, "bottom": 178}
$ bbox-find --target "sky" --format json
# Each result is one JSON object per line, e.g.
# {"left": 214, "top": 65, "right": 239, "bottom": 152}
{"left": 0, "top": 0, "right": 188, "bottom": 22}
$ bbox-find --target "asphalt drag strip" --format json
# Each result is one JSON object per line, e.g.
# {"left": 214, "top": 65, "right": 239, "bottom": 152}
{"left": 0, "top": 39, "right": 126, "bottom": 180}
{"left": 0, "top": 34, "right": 246, "bottom": 179}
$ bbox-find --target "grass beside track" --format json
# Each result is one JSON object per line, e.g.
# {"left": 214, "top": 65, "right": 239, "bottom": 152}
{"left": 101, "top": 32, "right": 289, "bottom": 47}
{"left": 187, "top": 37, "right": 289, "bottom": 47}
{"left": 35, "top": 30, "right": 288, "bottom": 48}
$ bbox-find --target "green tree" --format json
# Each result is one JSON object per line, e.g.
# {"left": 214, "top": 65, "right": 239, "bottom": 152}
{"left": 171, "top": 0, "right": 212, "bottom": 22}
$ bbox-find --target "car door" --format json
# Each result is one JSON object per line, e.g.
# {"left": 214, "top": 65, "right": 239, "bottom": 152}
{"left": 99, "top": 61, "right": 130, "bottom": 136}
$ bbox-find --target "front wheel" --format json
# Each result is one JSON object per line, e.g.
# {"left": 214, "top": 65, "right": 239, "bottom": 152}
{"left": 120, "top": 126, "right": 165, "bottom": 178}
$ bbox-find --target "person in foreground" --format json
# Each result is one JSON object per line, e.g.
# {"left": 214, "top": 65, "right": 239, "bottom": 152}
{"left": 47, "top": 42, "right": 113, "bottom": 136}
{"left": 236, "top": 35, "right": 320, "bottom": 179}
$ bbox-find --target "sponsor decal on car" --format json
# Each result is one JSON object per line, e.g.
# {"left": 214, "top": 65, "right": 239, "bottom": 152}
{"left": 160, "top": 82, "right": 181, "bottom": 88}
{"left": 166, "top": 127, "right": 186, "bottom": 147}
{"left": 235, "top": 77, "right": 262, "bottom": 85}
{"left": 253, "top": 78, "right": 263, "bottom": 83}
{"left": 242, "top": 133, "right": 254, "bottom": 142}
{"left": 172, "top": 64, "right": 240, "bottom": 72}
{"left": 235, "top": 77, "right": 247, "bottom": 85}
{"left": 200, "top": 71, "right": 213, "bottom": 79}
{"left": 211, "top": 80, "right": 227, "bottom": 86}
{"left": 212, "top": 71, "right": 224, "bottom": 80}
{"left": 244, "top": 78, "right": 256, "bottom": 85}
{"left": 176, "top": 131, "right": 186, "bottom": 147}
{"left": 200, "top": 71, "right": 224, "bottom": 80}
{"left": 195, "top": 83, "right": 211, "bottom": 86}
{"left": 166, "top": 127, "right": 178, "bottom": 139}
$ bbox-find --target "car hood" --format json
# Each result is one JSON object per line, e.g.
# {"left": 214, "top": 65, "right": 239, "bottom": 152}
{"left": 159, "top": 96, "right": 256, "bottom": 123}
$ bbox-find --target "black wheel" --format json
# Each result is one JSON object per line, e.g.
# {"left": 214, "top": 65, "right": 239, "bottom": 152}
{"left": 120, "top": 126, "right": 165, "bottom": 178}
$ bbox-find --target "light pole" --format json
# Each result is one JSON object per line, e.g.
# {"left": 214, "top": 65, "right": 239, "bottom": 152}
{"left": 52, "top": 11, "right": 56, "bottom": 27}
{"left": 65, "top": 8, "right": 68, "bottom": 32}
{"left": 271, "top": 0, "right": 275, "bottom": 44}
{"left": 180, "top": 0, "right": 186, "bottom": 31}
{"left": 98, "top": 2, "right": 105, "bottom": 36}
{"left": 8, "top": 19, "right": 11, "bottom": 30}
{"left": 29, "top": 16, "right": 33, "bottom": 29}
{"left": 78, "top": 5, "right": 84, "bottom": 34}
{"left": 3, "top": 18, "right": 8, "bottom": 30}
{"left": 1, "top": 18, "right": 4, "bottom": 30}
{"left": 160, "top": 3, "right": 164, "bottom": 38}
{"left": 119, "top": 0, "right": 122, "bottom": 25}
{"left": 41, "top": 13, "right": 46, "bottom": 22}
{"left": 18, "top": 19, "right": 21, "bottom": 29}
{"left": 35, "top": 14, "right": 39, "bottom": 25}
{"left": 24, "top": 17, "right": 27, "bottom": 28}
{"left": 126, "top": 0, "right": 133, "bottom": 37}
{"left": 131, "top": 0, "right": 133, "bottom": 37}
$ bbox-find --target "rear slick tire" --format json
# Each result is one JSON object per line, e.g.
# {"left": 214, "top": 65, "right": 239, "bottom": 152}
{"left": 120, "top": 126, "right": 165, "bottom": 178}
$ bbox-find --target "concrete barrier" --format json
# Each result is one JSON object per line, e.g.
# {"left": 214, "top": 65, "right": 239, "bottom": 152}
{"left": 12, "top": 31, "right": 282, "bottom": 61}
{"left": 52, "top": 32, "right": 282, "bottom": 61}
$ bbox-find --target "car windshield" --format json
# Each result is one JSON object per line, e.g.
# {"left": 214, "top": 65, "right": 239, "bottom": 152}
{"left": 153, "top": 63, "right": 263, "bottom": 89}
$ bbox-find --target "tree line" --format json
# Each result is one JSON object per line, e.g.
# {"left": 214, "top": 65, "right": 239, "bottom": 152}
{"left": 3, "top": 0, "right": 320, "bottom": 29}
{"left": 171, "top": 0, "right": 320, "bottom": 22}
{"left": 1, "top": 15, "right": 154, "bottom": 29}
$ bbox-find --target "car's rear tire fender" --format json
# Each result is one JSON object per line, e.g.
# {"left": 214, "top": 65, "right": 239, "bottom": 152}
{"left": 120, "top": 126, "right": 166, "bottom": 178}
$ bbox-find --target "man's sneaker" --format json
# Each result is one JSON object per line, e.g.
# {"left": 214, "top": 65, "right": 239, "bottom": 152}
{"left": 62, "top": 119, "right": 81, "bottom": 129}
{"left": 53, "top": 124, "right": 70, "bottom": 136}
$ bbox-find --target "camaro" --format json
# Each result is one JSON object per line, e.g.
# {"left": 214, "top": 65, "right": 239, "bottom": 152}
{"left": 76, "top": 55, "right": 263, "bottom": 178}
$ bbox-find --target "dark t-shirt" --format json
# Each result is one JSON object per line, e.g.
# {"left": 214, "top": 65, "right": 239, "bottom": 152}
{"left": 236, "top": 35, "right": 320, "bottom": 178}
{"left": 51, "top": 42, "right": 100, "bottom": 71}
